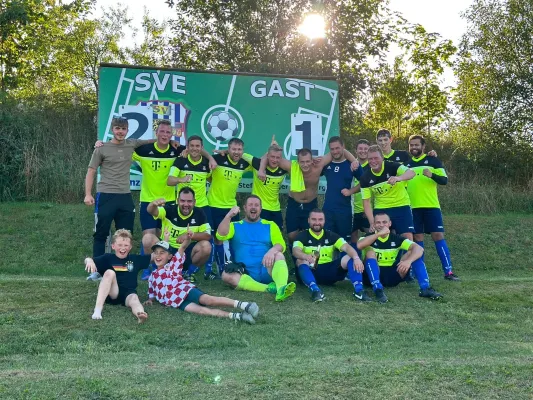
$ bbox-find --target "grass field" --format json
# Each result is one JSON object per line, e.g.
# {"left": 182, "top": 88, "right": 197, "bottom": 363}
{"left": 1, "top": 203, "right": 533, "bottom": 399}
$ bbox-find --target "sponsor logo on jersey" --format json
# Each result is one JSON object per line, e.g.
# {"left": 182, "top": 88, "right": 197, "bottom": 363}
{"left": 191, "top": 219, "right": 196, "bottom": 224}
{"left": 391, "top": 242, "right": 396, "bottom": 246}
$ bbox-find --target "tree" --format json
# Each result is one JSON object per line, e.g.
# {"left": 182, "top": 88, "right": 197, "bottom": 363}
{"left": 0, "top": 0, "right": 93, "bottom": 96}
{"left": 399, "top": 24, "right": 455, "bottom": 137}
{"left": 164, "top": 0, "right": 394, "bottom": 134}
{"left": 455, "top": 0, "right": 533, "bottom": 145}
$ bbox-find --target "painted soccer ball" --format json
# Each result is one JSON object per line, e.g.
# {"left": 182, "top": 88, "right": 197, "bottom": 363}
{"left": 207, "top": 111, "right": 239, "bottom": 142}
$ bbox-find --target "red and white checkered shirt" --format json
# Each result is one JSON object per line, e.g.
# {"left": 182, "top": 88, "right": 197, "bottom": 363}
{"left": 148, "top": 253, "right": 196, "bottom": 308}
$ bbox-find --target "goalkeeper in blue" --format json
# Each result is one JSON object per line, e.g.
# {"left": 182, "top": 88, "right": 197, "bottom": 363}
{"left": 357, "top": 212, "right": 442, "bottom": 303}
{"left": 292, "top": 209, "right": 367, "bottom": 303}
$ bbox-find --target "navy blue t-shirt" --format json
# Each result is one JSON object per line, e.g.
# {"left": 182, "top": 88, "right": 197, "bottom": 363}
{"left": 322, "top": 160, "right": 363, "bottom": 212}
{"left": 94, "top": 253, "right": 151, "bottom": 293}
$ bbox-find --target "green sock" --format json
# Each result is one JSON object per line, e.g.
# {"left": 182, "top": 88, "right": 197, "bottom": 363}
{"left": 236, "top": 274, "right": 268, "bottom": 292}
{"left": 271, "top": 260, "right": 289, "bottom": 289}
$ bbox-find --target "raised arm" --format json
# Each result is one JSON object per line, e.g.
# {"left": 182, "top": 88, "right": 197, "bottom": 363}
{"left": 217, "top": 206, "right": 239, "bottom": 238}
{"left": 147, "top": 199, "right": 166, "bottom": 218}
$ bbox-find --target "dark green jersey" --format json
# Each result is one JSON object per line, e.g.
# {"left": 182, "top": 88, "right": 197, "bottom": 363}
{"left": 359, "top": 233, "right": 413, "bottom": 267}
{"left": 406, "top": 154, "right": 447, "bottom": 208}
{"left": 293, "top": 229, "right": 346, "bottom": 264}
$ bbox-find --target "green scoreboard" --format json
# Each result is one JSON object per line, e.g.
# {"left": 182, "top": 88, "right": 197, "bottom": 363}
{"left": 98, "top": 64, "right": 340, "bottom": 192}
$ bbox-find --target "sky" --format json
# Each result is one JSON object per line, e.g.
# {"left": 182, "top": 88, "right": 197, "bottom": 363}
{"left": 94, "top": 0, "right": 474, "bottom": 84}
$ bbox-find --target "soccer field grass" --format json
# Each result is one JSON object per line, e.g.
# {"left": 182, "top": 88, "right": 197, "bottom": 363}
{"left": 1, "top": 203, "right": 533, "bottom": 399}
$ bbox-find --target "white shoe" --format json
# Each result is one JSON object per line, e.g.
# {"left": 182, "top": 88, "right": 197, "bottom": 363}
{"left": 87, "top": 272, "right": 102, "bottom": 281}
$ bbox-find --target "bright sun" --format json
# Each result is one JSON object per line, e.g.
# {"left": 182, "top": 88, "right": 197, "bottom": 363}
{"left": 298, "top": 14, "right": 326, "bottom": 39}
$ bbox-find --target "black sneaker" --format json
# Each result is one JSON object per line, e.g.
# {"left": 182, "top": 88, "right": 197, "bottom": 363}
{"left": 182, "top": 272, "right": 197, "bottom": 283}
{"left": 204, "top": 272, "right": 220, "bottom": 280}
{"left": 374, "top": 288, "right": 388, "bottom": 303}
{"left": 444, "top": 272, "right": 460, "bottom": 281}
{"left": 353, "top": 290, "right": 372, "bottom": 302}
{"left": 311, "top": 290, "right": 325, "bottom": 303}
{"left": 419, "top": 287, "right": 442, "bottom": 300}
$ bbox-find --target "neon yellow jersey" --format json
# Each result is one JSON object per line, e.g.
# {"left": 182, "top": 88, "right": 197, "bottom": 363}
{"left": 169, "top": 155, "right": 211, "bottom": 207}
{"left": 352, "top": 161, "right": 369, "bottom": 214}
{"left": 406, "top": 155, "right": 447, "bottom": 209}
{"left": 132, "top": 143, "right": 184, "bottom": 202}
{"left": 359, "top": 162, "right": 411, "bottom": 209}
{"left": 293, "top": 229, "right": 345, "bottom": 264}
{"left": 359, "top": 233, "right": 413, "bottom": 267}
{"left": 242, "top": 153, "right": 288, "bottom": 212}
{"left": 207, "top": 153, "right": 252, "bottom": 208}
{"left": 155, "top": 205, "right": 211, "bottom": 250}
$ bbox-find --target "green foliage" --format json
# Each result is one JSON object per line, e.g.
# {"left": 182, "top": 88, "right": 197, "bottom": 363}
{"left": 166, "top": 0, "right": 393, "bottom": 134}
{"left": 453, "top": 0, "right": 533, "bottom": 180}
{"left": 365, "top": 24, "right": 456, "bottom": 139}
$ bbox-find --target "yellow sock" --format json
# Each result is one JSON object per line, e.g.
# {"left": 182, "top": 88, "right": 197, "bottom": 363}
{"left": 236, "top": 274, "right": 268, "bottom": 292}
{"left": 271, "top": 260, "right": 288, "bottom": 289}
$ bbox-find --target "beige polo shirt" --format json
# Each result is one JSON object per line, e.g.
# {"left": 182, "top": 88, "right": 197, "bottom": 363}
{"left": 88, "top": 139, "right": 151, "bottom": 193}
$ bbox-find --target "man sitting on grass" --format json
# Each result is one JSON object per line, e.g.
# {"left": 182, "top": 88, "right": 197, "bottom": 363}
{"left": 84, "top": 229, "right": 150, "bottom": 323}
{"left": 217, "top": 195, "right": 296, "bottom": 302}
{"left": 144, "top": 228, "right": 259, "bottom": 324}
{"left": 357, "top": 212, "right": 443, "bottom": 303}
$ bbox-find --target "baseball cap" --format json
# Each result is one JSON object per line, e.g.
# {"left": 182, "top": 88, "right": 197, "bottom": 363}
{"left": 151, "top": 241, "right": 176, "bottom": 254}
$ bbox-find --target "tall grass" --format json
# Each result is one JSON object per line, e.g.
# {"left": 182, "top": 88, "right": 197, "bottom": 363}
{"left": 0, "top": 101, "right": 96, "bottom": 202}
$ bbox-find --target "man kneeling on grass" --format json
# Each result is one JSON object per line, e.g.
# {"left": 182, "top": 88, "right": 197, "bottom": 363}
{"left": 357, "top": 212, "right": 442, "bottom": 303}
{"left": 84, "top": 229, "right": 150, "bottom": 323}
{"left": 144, "top": 228, "right": 259, "bottom": 324}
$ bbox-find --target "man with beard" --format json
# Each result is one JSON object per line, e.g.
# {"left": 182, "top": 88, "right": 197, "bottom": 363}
{"left": 146, "top": 187, "right": 212, "bottom": 273}
{"left": 341, "top": 139, "right": 372, "bottom": 245}
{"left": 168, "top": 136, "right": 214, "bottom": 279}
{"left": 357, "top": 212, "right": 442, "bottom": 302}
{"left": 292, "top": 209, "right": 366, "bottom": 302}
{"left": 205, "top": 138, "right": 252, "bottom": 279}
{"left": 321, "top": 136, "right": 363, "bottom": 242}
{"left": 360, "top": 145, "right": 416, "bottom": 241}
{"left": 242, "top": 144, "right": 288, "bottom": 230}
{"left": 217, "top": 195, "right": 296, "bottom": 302}
{"left": 406, "top": 135, "right": 458, "bottom": 281}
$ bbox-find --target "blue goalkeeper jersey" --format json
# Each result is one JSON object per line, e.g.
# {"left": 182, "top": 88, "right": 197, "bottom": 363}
{"left": 216, "top": 219, "right": 286, "bottom": 270}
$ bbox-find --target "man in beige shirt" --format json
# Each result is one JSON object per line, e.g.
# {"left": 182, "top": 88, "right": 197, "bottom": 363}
{"left": 85, "top": 117, "right": 154, "bottom": 258}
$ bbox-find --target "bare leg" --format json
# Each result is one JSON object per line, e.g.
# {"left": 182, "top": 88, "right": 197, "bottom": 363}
{"left": 142, "top": 232, "right": 159, "bottom": 255}
{"left": 125, "top": 294, "right": 148, "bottom": 324}
{"left": 199, "top": 293, "right": 237, "bottom": 308}
{"left": 191, "top": 240, "right": 212, "bottom": 266}
{"left": 92, "top": 270, "right": 119, "bottom": 320}
{"left": 183, "top": 302, "right": 230, "bottom": 319}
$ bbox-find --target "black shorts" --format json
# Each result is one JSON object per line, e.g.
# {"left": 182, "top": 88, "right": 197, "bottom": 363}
{"left": 178, "top": 287, "right": 205, "bottom": 311}
{"left": 352, "top": 212, "right": 370, "bottom": 233}
{"left": 105, "top": 290, "right": 136, "bottom": 306}
{"left": 285, "top": 197, "right": 318, "bottom": 234}
{"left": 260, "top": 209, "right": 283, "bottom": 230}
